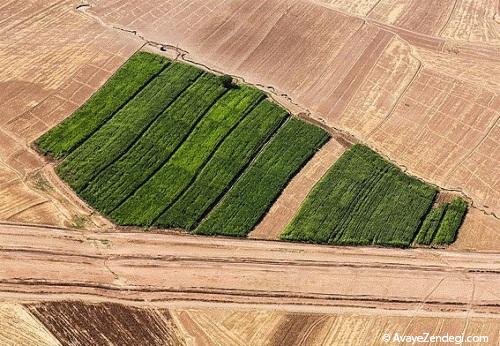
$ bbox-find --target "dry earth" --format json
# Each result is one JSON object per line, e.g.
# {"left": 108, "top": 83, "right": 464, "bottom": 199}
{"left": 1, "top": 0, "right": 500, "bottom": 344}
{"left": 0, "top": 223, "right": 499, "bottom": 344}
{"left": 0, "top": 223, "right": 499, "bottom": 315}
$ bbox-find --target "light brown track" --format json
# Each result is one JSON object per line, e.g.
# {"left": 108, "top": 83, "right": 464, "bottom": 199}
{"left": 0, "top": 223, "right": 499, "bottom": 318}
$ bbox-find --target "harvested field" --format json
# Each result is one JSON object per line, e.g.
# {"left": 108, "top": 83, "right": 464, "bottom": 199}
{"left": 173, "top": 308, "right": 500, "bottom": 346}
{"left": 0, "top": 303, "right": 60, "bottom": 346}
{"left": 0, "top": 0, "right": 143, "bottom": 228}
{"left": 28, "top": 302, "right": 185, "bottom": 346}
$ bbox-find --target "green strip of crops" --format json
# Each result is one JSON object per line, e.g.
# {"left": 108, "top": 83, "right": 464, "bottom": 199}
{"left": 36, "top": 52, "right": 169, "bottom": 159}
{"left": 156, "top": 100, "right": 288, "bottom": 230}
{"left": 79, "top": 74, "right": 229, "bottom": 214}
{"left": 194, "top": 118, "right": 330, "bottom": 237}
{"left": 414, "top": 204, "right": 447, "bottom": 245}
{"left": 110, "top": 86, "right": 264, "bottom": 226}
{"left": 432, "top": 198, "right": 467, "bottom": 245}
{"left": 281, "top": 145, "right": 438, "bottom": 248}
{"left": 57, "top": 62, "right": 202, "bottom": 192}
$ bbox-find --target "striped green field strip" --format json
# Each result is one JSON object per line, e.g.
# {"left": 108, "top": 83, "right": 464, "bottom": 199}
{"left": 36, "top": 52, "right": 169, "bottom": 159}
{"left": 155, "top": 100, "right": 288, "bottom": 230}
{"left": 281, "top": 145, "right": 437, "bottom": 247}
{"left": 194, "top": 118, "right": 330, "bottom": 237}
{"left": 414, "top": 204, "right": 447, "bottom": 245}
{"left": 432, "top": 198, "right": 467, "bottom": 245}
{"left": 57, "top": 62, "right": 202, "bottom": 192}
{"left": 110, "top": 86, "right": 264, "bottom": 226}
{"left": 79, "top": 74, "right": 229, "bottom": 214}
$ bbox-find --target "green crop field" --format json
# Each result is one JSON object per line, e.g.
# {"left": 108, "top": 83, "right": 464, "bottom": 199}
{"left": 36, "top": 51, "right": 466, "bottom": 247}
{"left": 36, "top": 51, "right": 330, "bottom": 235}
{"left": 194, "top": 118, "right": 329, "bottom": 237}
{"left": 281, "top": 145, "right": 466, "bottom": 247}
{"left": 156, "top": 100, "right": 288, "bottom": 230}
{"left": 36, "top": 52, "right": 169, "bottom": 159}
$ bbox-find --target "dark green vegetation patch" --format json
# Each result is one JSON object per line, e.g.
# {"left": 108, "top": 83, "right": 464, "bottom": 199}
{"left": 37, "top": 52, "right": 466, "bottom": 246}
{"left": 281, "top": 145, "right": 466, "bottom": 247}
{"left": 37, "top": 52, "right": 329, "bottom": 237}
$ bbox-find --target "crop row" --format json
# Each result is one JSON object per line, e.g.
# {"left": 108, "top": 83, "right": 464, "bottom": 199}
{"left": 156, "top": 100, "right": 288, "bottom": 230}
{"left": 414, "top": 204, "right": 447, "bottom": 245}
{"left": 110, "top": 86, "right": 264, "bottom": 225}
{"left": 58, "top": 62, "right": 202, "bottom": 192}
{"left": 281, "top": 145, "right": 438, "bottom": 247}
{"left": 428, "top": 198, "right": 467, "bottom": 246}
{"left": 194, "top": 118, "right": 330, "bottom": 237}
{"left": 36, "top": 52, "right": 169, "bottom": 159}
{"left": 80, "top": 73, "right": 229, "bottom": 214}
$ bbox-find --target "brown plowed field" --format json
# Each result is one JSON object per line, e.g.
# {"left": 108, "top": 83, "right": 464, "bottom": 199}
{"left": 28, "top": 301, "right": 186, "bottom": 346}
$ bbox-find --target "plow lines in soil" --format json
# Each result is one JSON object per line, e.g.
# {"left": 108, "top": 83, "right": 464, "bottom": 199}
{"left": 36, "top": 52, "right": 466, "bottom": 246}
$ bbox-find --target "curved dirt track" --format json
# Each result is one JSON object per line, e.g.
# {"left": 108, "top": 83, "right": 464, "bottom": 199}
{"left": 1, "top": 223, "right": 499, "bottom": 317}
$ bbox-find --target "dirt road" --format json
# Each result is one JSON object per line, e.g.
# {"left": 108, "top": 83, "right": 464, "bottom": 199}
{"left": 1, "top": 223, "right": 498, "bottom": 317}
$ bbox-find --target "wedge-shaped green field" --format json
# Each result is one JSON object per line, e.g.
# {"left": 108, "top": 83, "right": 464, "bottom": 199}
{"left": 58, "top": 62, "right": 202, "bottom": 192}
{"left": 36, "top": 52, "right": 169, "bottom": 159}
{"left": 281, "top": 145, "right": 439, "bottom": 247}
{"left": 156, "top": 100, "right": 288, "bottom": 230}
{"left": 110, "top": 86, "right": 264, "bottom": 225}
{"left": 195, "top": 118, "right": 330, "bottom": 237}
{"left": 80, "top": 73, "right": 229, "bottom": 214}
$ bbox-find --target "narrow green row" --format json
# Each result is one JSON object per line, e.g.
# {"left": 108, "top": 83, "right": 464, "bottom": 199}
{"left": 80, "top": 74, "right": 229, "bottom": 214}
{"left": 432, "top": 198, "right": 467, "bottom": 245}
{"left": 281, "top": 145, "right": 437, "bottom": 247}
{"left": 156, "top": 100, "right": 288, "bottom": 230}
{"left": 58, "top": 62, "right": 202, "bottom": 192}
{"left": 36, "top": 52, "right": 169, "bottom": 159}
{"left": 110, "top": 86, "right": 264, "bottom": 226}
{"left": 195, "top": 118, "right": 330, "bottom": 237}
{"left": 414, "top": 204, "right": 447, "bottom": 245}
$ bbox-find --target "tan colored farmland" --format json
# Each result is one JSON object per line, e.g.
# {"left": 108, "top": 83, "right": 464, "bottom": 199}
{"left": 0, "top": 0, "right": 141, "bottom": 229}
{"left": 173, "top": 308, "right": 500, "bottom": 346}
{"left": 0, "top": 303, "right": 61, "bottom": 346}
{"left": 1, "top": 0, "right": 500, "bottom": 344}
